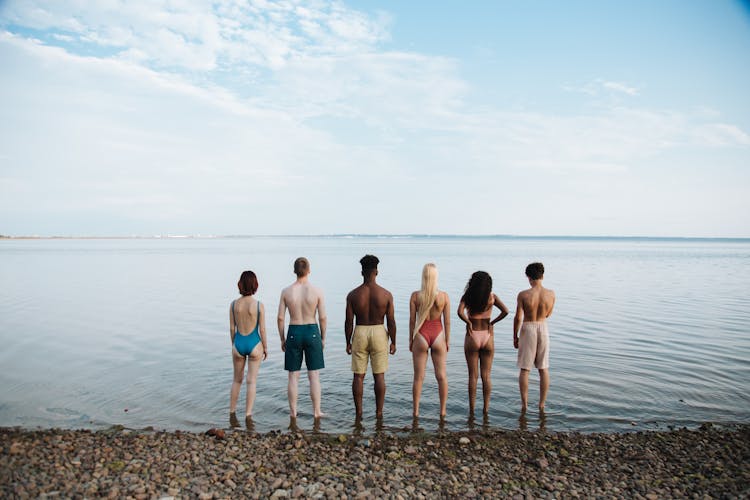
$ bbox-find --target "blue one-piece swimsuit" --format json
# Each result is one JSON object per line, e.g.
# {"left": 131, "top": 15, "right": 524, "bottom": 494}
{"left": 232, "top": 300, "right": 261, "bottom": 356}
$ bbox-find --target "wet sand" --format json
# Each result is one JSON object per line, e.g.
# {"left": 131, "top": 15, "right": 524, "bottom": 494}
{"left": 2, "top": 423, "right": 748, "bottom": 498}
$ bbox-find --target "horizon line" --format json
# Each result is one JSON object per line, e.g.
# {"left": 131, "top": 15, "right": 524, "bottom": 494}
{"left": 2, "top": 233, "right": 749, "bottom": 241}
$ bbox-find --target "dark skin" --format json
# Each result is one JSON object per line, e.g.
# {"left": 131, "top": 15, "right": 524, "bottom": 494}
{"left": 345, "top": 268, "right": 397, "bottom": 419}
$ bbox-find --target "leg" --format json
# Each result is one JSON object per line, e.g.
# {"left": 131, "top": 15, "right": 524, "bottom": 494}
{"left": 411, "top": 335, "right": 429, "bottom": 417}
{"left": 287, "top": 371, "right": 300, "bottom": 417}
{"left": 519, "top": 369, "right": 530, "bottom": 413}
{"left": 479, "top": 342, "right": 495, "bottom": 415}
{"left": 430, "top": 334, "right": 448, "bottom": 418}
{"left": 307, "top": 369, "right": 324, "bottom": 418}
{"left": 538, "top": 368, "right": 549, "bottom": 411}
{"left": 373, "top": 372, "right": 386, "bottom": 419}
{"left": 230, "top": 349, "right": 246, "bottom": 414}
{"left": 244, "top": 346, "right": 263, "bottom": 416}
{"left": 352, "top": 373, "right": 365, "bottom": 419}
{"left": 464, "top": 335, "right": 479, "bottom": 415}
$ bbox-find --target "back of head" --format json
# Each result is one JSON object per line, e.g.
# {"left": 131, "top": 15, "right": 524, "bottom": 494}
{"left": 238, "top": 270, "right": 259, "bottom": 296}
{"left": 360, "top": 254, "right": 379, "bottom": 277}
{"left": 525, "top": 262, "right": 544, "bottom": 281}
{"left": 462, "top": 270, "right": 492, "bottom": 315}
{"left": 294, "top": 257, "right": 310, "bottom": 277}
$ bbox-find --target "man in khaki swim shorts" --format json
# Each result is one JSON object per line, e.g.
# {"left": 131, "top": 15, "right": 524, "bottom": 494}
{"left": 513, "top": 262, "right": 556, "bottom": 413}
{"left": 345, "top": 255, "right": 397, "bottom": 420}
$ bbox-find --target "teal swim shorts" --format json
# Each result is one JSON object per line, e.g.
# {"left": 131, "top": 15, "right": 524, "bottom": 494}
{"left": 284, "top": 324, "right": 325, "bottom": 371}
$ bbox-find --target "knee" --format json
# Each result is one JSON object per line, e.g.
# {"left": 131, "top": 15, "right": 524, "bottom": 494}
{"left": 435, "top": 372, "right": 447, "bottom": 384}
{"left": 245, "top": 374, "right": 256, "bottom": 386}
{"left": 233, "top": 373, "right": 244, "bottom": 384}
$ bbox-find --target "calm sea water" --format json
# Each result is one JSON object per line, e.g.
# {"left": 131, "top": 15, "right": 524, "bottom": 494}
{"left": 1, "top": 236, "right": 749, "bottom": 434}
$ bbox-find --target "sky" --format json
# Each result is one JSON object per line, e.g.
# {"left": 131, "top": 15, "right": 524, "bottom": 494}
{"left": 0, "top": 0, "right": 749, "bottom": 237}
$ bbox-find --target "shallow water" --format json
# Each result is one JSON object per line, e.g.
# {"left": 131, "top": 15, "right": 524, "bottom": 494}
{"left": 1, "top": 236, "right": 748, "bottom": 434}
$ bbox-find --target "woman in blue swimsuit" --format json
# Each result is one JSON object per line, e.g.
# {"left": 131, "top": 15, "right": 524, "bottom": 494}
{"left": 230, "top": 270, "right": 267, "bottom": 421}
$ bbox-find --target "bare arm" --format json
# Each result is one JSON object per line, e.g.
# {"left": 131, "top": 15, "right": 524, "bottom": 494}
{"left": 547, "top": 291, "right": 556, "bottom": 318}
{"left": 457, "top": 298, "right": 472, "bottom": 334}
{"left": 491, "top": 293, "right": 509, "bottom": 325}
{"left": 229, "top": 302, "right": 235, "bottom": 347}
{"left": 442, "top": 292, "right": 451, "bottom": 351}
{"left": 317, "top": 292, "right": 327, "bottom": 347}
{"left": 277, "top": 292, "right": 287, "bottom": 351}
{"left": 408, "top": 292, "right": 417, "bottom": 352}
{"left": 386, "top": 292, "right": 397, "bottom": 354}
{"left": 259, "top": 303, "right": 268, "bottom": 360}
{"left": 513, "top": 293, "right": 524, "bottom": 349}
{"left": 345, "top": 295, "right": 354, "bottom": 355}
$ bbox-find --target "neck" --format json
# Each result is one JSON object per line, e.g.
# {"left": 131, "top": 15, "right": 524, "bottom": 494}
{"left": 363, "top": 275, "right": 377, "bottom": 285}
{"left": 296, "top": 275, "right": 309, "bottom": 284}
{"left": 530, "top": 279, "right": 542, "bottom": 288}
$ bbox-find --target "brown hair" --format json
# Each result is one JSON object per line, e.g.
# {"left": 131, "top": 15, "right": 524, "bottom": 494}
{"left": 238, "top": 270, "right": 258, "bottom": 296}
{"left": 294, "top": 257, "right": 310, "bottom": 277}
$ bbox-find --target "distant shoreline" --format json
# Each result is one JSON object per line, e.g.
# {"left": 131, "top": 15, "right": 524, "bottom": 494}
{"left": 2, "top": 234, "right": 749, "bottom": 242}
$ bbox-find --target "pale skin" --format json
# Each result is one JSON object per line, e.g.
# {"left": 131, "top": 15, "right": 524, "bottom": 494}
{"left": 409, "top": 290, "right": 450, "bottom": 418}
{"left": 229, "top": 295, "right": 267, "bottom": 417}
{"left": 457, "top": 293, "right": 509, "bottom": 415}
{"left": 513, "top": 276, "right": 555, "bottom": 412}
{"left": 277, "top": 271, "right": 327, "bottom": 418}
{"left": 345, "top": 269, "right": 397, "bottom": 420}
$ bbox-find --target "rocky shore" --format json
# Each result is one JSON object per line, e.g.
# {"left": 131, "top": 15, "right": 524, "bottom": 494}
{"left": 2, "top": 423, "right": 748, "bottom": 499}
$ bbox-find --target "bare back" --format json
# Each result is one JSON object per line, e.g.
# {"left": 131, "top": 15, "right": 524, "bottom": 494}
{"left": 279, "top": 282, "right": 326, "bottom": 325}
{"left": 347, "top": 283, "right": 392, "bottom": 325}
{"left": 518, "top": 285, "right": 555, "bottom": 322}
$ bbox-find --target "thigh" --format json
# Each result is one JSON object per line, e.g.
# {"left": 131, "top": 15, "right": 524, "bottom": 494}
{"left": 517, "top": 327, "right": 537, "bottom": 370}
{"left": 412, "top": 335, "right": 429, "bottom": 371}
{"left": 351, "top": 330, "right": 369, "bottom": 374}
{"left": 284, "top": 331, "right": 304, "bottom": 372}
{"left": 370, "top": 330, "right": 389, "bottom": 375}
{"left": 430, "top": 336, "right": 448, "bottom": 373}
{"left": 303, "top": 330, "right": 325, "bottom": 371}
{"left": 534, "top": 327, "right": 549, "bottom": 369}
{"left": 233, "top": 350, "right": 247, "bottom": 379}
{"left": 464, "top": 335, "right": 479, "bottom": 371}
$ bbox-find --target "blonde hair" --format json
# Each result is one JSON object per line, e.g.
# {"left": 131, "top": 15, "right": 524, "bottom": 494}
{"left": 414, "top": 263, "right": 438, "bottom": 337}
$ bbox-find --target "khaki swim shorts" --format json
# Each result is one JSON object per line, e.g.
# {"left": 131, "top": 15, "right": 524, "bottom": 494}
{"left": 351, "top": 324, "right": 389, "bottom": 374}
{"left": 517, "top": 321, "right": 550, "bottom": 370}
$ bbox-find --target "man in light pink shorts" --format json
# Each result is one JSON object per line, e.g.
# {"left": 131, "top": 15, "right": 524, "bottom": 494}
{"left": 513, "top": 262, "right": 555, "bottom": 413}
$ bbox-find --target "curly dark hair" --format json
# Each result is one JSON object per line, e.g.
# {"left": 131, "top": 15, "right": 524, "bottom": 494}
{"left": 461, "top": 271, "right": 492, "bottom": 315}
{"left": 525, "top": 262, "right": 544, "bottom": 280}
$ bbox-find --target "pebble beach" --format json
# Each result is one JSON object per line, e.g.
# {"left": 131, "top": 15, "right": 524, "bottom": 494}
{"left": 2, "top": 423, "right": 748, "bottom": 499}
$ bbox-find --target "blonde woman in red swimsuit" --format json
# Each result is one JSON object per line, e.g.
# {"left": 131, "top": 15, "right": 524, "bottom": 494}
{"left": 457, "top": 271, "right": 509, "bottom": 416}
{"left": 409, "top": 263, "right": 451, "bottom": 419}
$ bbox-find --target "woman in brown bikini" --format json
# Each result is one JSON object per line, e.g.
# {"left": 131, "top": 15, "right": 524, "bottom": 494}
{"left": 457, "top": 271, "right": 509, "bottom": 416}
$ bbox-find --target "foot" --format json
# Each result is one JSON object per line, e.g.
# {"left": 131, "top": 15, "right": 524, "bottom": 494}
{"left": 538, "top": 403, "right": 545, "bottom": 412}
{"left": 313, "top": 411, "right": 326, "bottom": 418}
{"left": 520, "top": 404, "right": 527, "bottom": 414}
{"left": 229, "top": 412, "right": 240, "bottom": 428}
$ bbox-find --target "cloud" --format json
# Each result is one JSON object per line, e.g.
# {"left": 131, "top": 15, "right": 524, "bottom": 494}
{"left": 566, "top": 78, "right": 640, "bottom": 97}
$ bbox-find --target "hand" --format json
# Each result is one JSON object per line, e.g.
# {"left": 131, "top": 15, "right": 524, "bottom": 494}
{"left": 262, "top": 348, "right": 268, "bottom": 361}
{"left": 346, "top": 343, "right": 352, "bottom": 355}
{"left": 446, "top": 341, "right": 450, "bottom": 353}
{"left": 321, "top": 337, "right": 326, "bottom": 350}
{"left": 465, "top": 324, "right": 473, "bottom": 336}
{"left": 513, "top": 337, "right": 519, "bottom": 349}
{"left": 389, "top": 342, "right": 397, "bottom": 355}
{"left": 281, "top": 340, "right": 286, "bottom": 352}
{"left": 408, "top": 339, "right": 413, "bottom": 352}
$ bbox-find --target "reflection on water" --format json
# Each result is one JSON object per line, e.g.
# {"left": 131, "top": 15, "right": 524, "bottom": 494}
{"left": 1, "top": 236, "right": 749, "bottom": 434}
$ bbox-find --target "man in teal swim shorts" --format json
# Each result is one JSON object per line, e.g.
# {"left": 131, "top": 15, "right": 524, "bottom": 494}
{"left": 278, "top": 257, "right": 327, "bottom": 419}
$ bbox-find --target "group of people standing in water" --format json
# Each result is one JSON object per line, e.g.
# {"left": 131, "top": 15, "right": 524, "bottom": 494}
{"left": 229, "top": 255, "right": 555, "bottom": 426}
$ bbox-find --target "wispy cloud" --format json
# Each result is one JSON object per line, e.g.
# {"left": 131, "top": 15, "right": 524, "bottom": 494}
{"left": 565, "top": 78, "right": 640, "bottom": 97}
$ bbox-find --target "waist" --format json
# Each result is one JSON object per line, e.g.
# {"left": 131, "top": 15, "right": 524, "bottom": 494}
{"left": 354, "top": 324, "right": 387, "bottom": 334}
{"left": 287, "top": 324, "right": 320, "bottom": 333}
